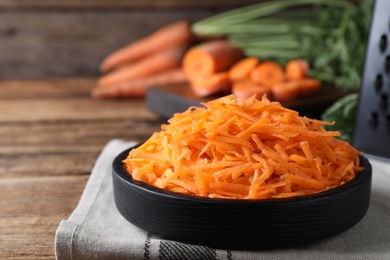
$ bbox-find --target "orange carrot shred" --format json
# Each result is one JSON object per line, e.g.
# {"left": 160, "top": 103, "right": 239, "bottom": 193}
{"left": 123, "top": 94, "right": 363, "bottom": 199}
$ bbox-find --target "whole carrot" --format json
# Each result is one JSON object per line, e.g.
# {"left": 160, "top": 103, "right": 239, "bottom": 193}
{"left": 182, "top": 40, "right": 243, "bottom": 80}
{"left": 92, "top": 68, "right": 188, "bottom": 98}
{"left": 100, "top": 20, "right": 193, "bottom": 72}
{"left": 98, "top": 44, "right": 188, "bottom": 87}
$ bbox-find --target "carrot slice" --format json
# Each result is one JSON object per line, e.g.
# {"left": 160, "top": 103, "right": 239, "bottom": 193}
{"left": 123, "top": 94, "right": 362, "bottom": 199}
{"left": 286, "top": 59, "right": 309, "bottom": 80}
{"left": 271, "top": 78, "right": 321, "bottom": 101}
{"left": 251, "top": 61, "right": 285, "bottom": 87}
{"left": 228, "top": 57, "right": 259, "bottom": 81}
{"left": 91, "top": 68, "right": 188, "bottom": 98}
{"left": 98, "top": 44, "right": 187, "bottom": 87}
{"left": 296, "top": 78, "right": 321, "bottom": 96}
{"left": 100, "top": 20, "right": 193, "bottom": 72}
{"left": 271, "top": 81, "right": 300, "bottom": 101}
{"left": 232, "top": 79, "right": 271, "bottom": 102}
{"left": 182, "top": 40, "right": 243, "bottom": 80}
{"left": 190, "top": 72, "right": 231, "bottom": 97}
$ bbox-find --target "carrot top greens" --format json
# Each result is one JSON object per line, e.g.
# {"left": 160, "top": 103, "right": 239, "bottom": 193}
{"left": 192, "top": 0, "right": 373, "bottom": 90}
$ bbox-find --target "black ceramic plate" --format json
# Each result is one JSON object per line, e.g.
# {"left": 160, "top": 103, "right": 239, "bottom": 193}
{"left": 112, "top": 144, "right": 372, "bottom": 250}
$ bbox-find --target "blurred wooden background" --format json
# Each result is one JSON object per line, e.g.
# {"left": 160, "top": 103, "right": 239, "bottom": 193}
{"left": 0, "top": 0, "right": 360, "bottom": 79}
{"left": 0, "top": 0, "right": 265, "bottom": 79}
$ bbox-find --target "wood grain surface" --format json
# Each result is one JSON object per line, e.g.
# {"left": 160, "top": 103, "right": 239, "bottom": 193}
{"left": 0, "top": 0, "right": 261, "bottom": 79}
{"left": 0, "top": 78, "right": 164, "bottom": 259}
{"left": 0, "top": 11, "right": 210, "bottom": 78}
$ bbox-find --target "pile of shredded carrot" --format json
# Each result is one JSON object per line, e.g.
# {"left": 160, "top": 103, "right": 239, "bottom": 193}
{"left": 123, "top": 94, "right": 363, "bottom": 199}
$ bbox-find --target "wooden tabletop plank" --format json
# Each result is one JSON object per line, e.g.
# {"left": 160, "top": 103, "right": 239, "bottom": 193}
{"left": 0, "top": 78, "right": 95, "bottom": 99}
{"left": 0, "top": 175, "right": 89, "bottom": 259}
{"left": 0, "top": 118, "right": 160, "bottom": 178}
{"left": 0, "top": 98, "right": 158, "bottom": 122}
{"left": 0, "top": 78, "right": 163, "bottom": 124}
{"left": 0, "top": 153, "right": 98, "bottom": 177}
{"left": 0, "top": 121, "right": 157, "bottom": 152}
{"left": 1, "top": 217, "right": 62, "bottom": 260}
{"left": 0, "top": 175, "right": 89, "bottom": 217}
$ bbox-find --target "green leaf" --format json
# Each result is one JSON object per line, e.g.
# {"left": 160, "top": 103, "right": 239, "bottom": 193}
{"left": 321, "top": 93, "right": 359, "bottom": 143}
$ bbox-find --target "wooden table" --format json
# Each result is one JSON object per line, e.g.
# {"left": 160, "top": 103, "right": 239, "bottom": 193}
{"left": 0, "top": 78, "right": 164, "bottom": 259}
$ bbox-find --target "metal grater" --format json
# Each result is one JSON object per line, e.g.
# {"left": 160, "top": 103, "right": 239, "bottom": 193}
{"left": 353, "top": 0, "right": 390, "bottom": 158}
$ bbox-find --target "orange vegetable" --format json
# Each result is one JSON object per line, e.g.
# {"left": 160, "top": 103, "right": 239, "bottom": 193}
{"left": 271, "top": 81, "right": 300, "bottom": 101}
{"left": 190, "top": 72, "right": 231, "bottom": 97}
{"left": 98, "top": 44, "right": 188, "bottom": 87}
{"left": 182, "top": 40, "right": 243, "bottom": 80}
{"left": 228, "top": 57, "right": 259, "bottom": 82}
{"left": 232, "top": 79, "right": 271, "bottom": 102}
{"left": 296, "top": 78, "right": 321, "bottom": 96}
{"left": 251, "top": 61, "right": 285, "bottom": 87}
{"left": 91, "top": 68, "right": 188, "bottom": 98}
{"left": 124, "top": 94, "right": 362, "bottom": 199}
{"left": 99, "top": 20, "right": 193, "bottom": 72}
{"left": 286, "top": 59, "right": 310, "bottom": 80}
{"left": 271, "top": 78, "right": 321, "bottom": 101}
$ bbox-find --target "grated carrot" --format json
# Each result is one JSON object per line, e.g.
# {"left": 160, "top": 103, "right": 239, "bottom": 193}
{"left": 123, "top": 94, "right": 363, "bottom": 199}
